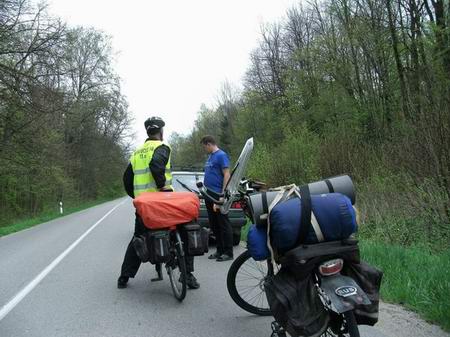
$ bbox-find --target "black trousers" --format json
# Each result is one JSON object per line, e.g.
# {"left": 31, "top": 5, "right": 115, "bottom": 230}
{"left": 120, "top": 214, "right": 194, "bottom": 278}
{"left": 205, "top": 200, "right": 233, "bottom": 257}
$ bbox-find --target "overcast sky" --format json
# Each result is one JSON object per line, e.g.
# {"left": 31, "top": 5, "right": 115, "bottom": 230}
{"left": 45, "top": 0, "right": 299, "bottom": 145}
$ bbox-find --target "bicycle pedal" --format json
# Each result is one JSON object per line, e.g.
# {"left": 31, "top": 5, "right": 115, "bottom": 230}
{"left": 270, "top": 321, "right": 287, "bottom": 337}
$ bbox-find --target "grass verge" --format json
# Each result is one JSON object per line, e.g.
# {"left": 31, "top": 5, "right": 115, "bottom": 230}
{"left": 360, "top": 241, "right": 450, "bottom": 332}
{"left": 240, "top": 219, "right": 252, "bottom": 242}
{"left": 0, "top": 196, "right": 123, "bottom": 237}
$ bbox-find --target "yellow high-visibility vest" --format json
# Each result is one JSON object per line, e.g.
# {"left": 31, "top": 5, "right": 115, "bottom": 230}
{"left": 130, "top": 140, "right": 173, "bottom": 197}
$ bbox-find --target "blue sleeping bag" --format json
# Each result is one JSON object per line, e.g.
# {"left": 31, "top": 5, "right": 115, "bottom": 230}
{"left": 269, "top": 193, "right": 357, "bottom": 251}
{"left": 247, "top": 224, "right": 270, "bottom": 261}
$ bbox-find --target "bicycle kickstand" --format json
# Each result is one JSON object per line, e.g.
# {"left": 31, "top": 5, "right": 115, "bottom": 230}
{"left": 151, "top": 263, "right": 163, "bottom": 282}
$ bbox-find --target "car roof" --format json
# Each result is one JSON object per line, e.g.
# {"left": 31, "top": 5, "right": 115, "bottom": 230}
{"left": 172, "top": 171, "right": 204, "bottom": 175}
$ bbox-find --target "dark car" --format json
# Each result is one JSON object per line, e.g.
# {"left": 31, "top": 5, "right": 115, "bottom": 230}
{"left": 172, "top": 170, "right": 246, "bottom": 245}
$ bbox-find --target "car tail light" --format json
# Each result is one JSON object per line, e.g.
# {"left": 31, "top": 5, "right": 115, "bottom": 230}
{"left": 231, "top": 201, "right": 242, "bottom": 209}
{"left": 319, "top": 259, "right": 343, "bottom": 276}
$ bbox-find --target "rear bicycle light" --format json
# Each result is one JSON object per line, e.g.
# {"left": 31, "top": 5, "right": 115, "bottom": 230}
{"left": 319, "top": 259, "right": 343, "bottom": 276}
{"left": 231, "top": 201, "right": 242, "bottom": 209}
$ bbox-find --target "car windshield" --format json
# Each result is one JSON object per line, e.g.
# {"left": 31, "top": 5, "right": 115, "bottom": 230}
{"left": 172, "top": 173, "right": 204, "bottom": 193}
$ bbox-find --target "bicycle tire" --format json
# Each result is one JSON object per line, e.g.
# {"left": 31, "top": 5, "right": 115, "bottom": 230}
{"left": 343, "top": 311, "right": 360, "bottom": 337}
{"left": 321, "top": 311, "right": 360, "bottom": 337}
{"left": 226, "top": 250, "right": 272, "bottom": 316}
{"left": 167, "top": 232, "right": 187, "bottom": 302}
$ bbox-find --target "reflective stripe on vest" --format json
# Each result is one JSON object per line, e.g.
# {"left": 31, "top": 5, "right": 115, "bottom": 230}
{"left": 130, "top": 140, "right": 173, "bottom": 197}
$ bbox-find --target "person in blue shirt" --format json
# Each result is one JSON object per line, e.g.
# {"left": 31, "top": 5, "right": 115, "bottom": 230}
{"left": 201, "top": 135, "right": 234, "bottom": 261}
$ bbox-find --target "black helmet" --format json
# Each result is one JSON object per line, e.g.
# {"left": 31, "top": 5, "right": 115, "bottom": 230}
{"left": 144, "top": 116, "right": 165, "bottom": 132}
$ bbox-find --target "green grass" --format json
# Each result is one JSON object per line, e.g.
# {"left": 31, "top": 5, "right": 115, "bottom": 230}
{"left": 360, "top": 241, "right": 450, "bottom": 331}
{"left": 240, "top": 218, "right": 252, "bottom": 242}
{"left": 0, "top": 196, "right": 123, "bottom": 237}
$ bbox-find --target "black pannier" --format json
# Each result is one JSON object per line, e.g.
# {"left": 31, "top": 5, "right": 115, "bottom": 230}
{"left": 201, "top": 227, "right": 210, "bottom": 253}
{"left": 147, "top": 230, "right": 171, "bottom": 264}
{"left": 181, "top": 223, "right": 209, "bottom": 256}
{"left": 343, "top": 261, "right": 383, "bottom": 326}
{"left": 273, "top": 239, "right": 382, "bottom": 328}
{"left": 265, "top": 266, "right": 329, "bottom": 337}
{"left": 132, "top": 234, "right": 150, "bottom": 262}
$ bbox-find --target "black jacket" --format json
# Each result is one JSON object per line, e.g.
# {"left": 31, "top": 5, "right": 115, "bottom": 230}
{"left": 123, "top": 140, "right": 171, "bottom": 198}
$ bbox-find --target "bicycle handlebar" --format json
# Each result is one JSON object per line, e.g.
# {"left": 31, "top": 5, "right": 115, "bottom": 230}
{"left": 196, "top": 181, "right": 224, "bottom": 205}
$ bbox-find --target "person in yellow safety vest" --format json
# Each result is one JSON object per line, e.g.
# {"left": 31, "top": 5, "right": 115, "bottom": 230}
{"left": 117, "top": 116, "right": 200, "bottom": 290}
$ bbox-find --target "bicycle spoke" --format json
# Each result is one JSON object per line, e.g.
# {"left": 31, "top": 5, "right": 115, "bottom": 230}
{"left": 236, "top": 285, "right": 260, "bottom": 298}
{"left": 255, "top": 291, "right": 264, "bottom": 308}
{"left": 240, "top": 263, "right": 268, "bottom": 279}
{"left": 235, "top": 280, "right": 260, "bottom": 288}
{"left": 236, "top": 267, "right": 261, "bottom": 279}
{"left": 236, "top": 277, "right": 260, "bottom": 284}
{"left": 243, "top": 261, "right": 267, "bottom": 277}
{"left": 238, "top": 273, "right": 262, "bottom": 282}
{"left": 245, "top": 289, "right": 266, "bottom": 304}
{"left": 243, "top": 291, "right": 263, "bottom": 305}
{"left": 254, "top": 291, "right": 267, "bottom": 308}
{"left": 236, "top": 285, "right": 261, "bottom": 296}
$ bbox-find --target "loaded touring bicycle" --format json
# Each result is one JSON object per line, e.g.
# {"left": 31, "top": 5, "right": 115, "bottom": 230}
{"left": 132, "top": 191, "right": 209, "bottom": 301}
{"left": 198, "top": 138, "right": 383, "bottom": 337}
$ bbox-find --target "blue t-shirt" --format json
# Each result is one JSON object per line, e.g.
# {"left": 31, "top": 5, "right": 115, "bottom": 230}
{"left": 204, "top": 149, "right": 230, "bottom": 193}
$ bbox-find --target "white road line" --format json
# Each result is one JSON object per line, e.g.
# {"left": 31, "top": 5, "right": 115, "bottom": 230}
{"left": 0, "top": 199, "right": 127, "bottom": 321}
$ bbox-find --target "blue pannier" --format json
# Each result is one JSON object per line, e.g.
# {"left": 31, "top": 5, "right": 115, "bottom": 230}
{"left": 269, "top": 193, "right": 357, "bottom": 252}
{"left": 247, "top": 224, "right": 270, "bottom": 261}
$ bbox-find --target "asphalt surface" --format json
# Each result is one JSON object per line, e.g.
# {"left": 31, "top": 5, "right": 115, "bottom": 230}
{"left": 0, "top": 198, "right": 448, "bottom": 337}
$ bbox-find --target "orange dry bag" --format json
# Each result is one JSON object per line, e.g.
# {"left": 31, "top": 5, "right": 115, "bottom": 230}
{"left": 133, "top": 192, "right": 200, "bottom": 230}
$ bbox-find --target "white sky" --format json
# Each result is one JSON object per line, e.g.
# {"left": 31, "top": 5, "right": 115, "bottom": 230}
{"left": 45, "top": 0, "right": 299, "bottom": 145}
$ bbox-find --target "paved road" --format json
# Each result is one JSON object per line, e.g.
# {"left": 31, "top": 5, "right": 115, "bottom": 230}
{"left": 0, "top": 199, "right": 448, "bottom": 337}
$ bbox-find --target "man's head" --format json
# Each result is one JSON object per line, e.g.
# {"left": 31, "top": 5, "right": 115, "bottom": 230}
{"left": 200, "top": 135, "right": 218, "bottom": 154}
{"left": 145, "top": 116, "right": 165, "bottom": 140}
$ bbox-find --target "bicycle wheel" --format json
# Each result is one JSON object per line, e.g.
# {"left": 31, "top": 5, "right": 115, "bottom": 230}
{"left": 343, "top": 311, "right": 360, "bottom": 337}
{"left": 167, "top": 231, "right": 187, "bottom": 302}
{"left": 226, "top": 250, "right": 273, "bottom": 316}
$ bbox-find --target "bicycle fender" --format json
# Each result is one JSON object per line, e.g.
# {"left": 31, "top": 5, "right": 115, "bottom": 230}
{"left": 320, "top": 274, "right": 371, "bottom": 314}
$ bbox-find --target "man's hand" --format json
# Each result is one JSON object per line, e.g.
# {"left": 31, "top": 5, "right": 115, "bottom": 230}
{"left": 159, "top": 187, "right": 174, "bottom": 192}
{"left": 213, "top": 197, "right": 224, "bottom": 212}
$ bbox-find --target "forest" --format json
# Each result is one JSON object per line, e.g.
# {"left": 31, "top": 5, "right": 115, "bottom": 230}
{"left": 0, "top": 0, "right": 132, "bottom": 227}
{"left": 170, "top": 0, "right": 450, "bottom": 251}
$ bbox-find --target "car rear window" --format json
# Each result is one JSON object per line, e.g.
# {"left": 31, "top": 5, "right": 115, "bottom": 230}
{"left": 172, "top": 173, "right": 204, "bottom": 192}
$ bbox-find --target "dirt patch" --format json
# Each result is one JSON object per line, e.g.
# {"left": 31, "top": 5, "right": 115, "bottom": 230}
{"left": 376, "top": 302, "right": 449, "bottom": 337}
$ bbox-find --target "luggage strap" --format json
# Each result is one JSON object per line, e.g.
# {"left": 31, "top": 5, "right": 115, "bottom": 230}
{"left": 259, "top": 192, "right": 269, "bottom": 221}
{"left": 325, "top": 179, "right": 334, "bottom": 193}
{"left": 295, "top": 186, "right": 324, "bottom": 244}
{"left": 297, "top": 185, "right": 312, "bottom": 244}
{"left": 266, "top": 185, "right": 297, "bottom": 262}
{"left": 266, "top": 184, "right": 324, "bottom": 263}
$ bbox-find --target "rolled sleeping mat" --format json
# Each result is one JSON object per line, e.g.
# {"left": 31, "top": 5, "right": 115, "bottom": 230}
{"left": 308, "top": 175, "right": 355, "bottom": 204}
{"left": 270, "top": 193, "right": 357, "bottom": 252}
{"left": 248, "top": 175, "right": 355, "bottom": 227}
{"left": 247, "top": 191, "right": 284, "bottom": 227}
